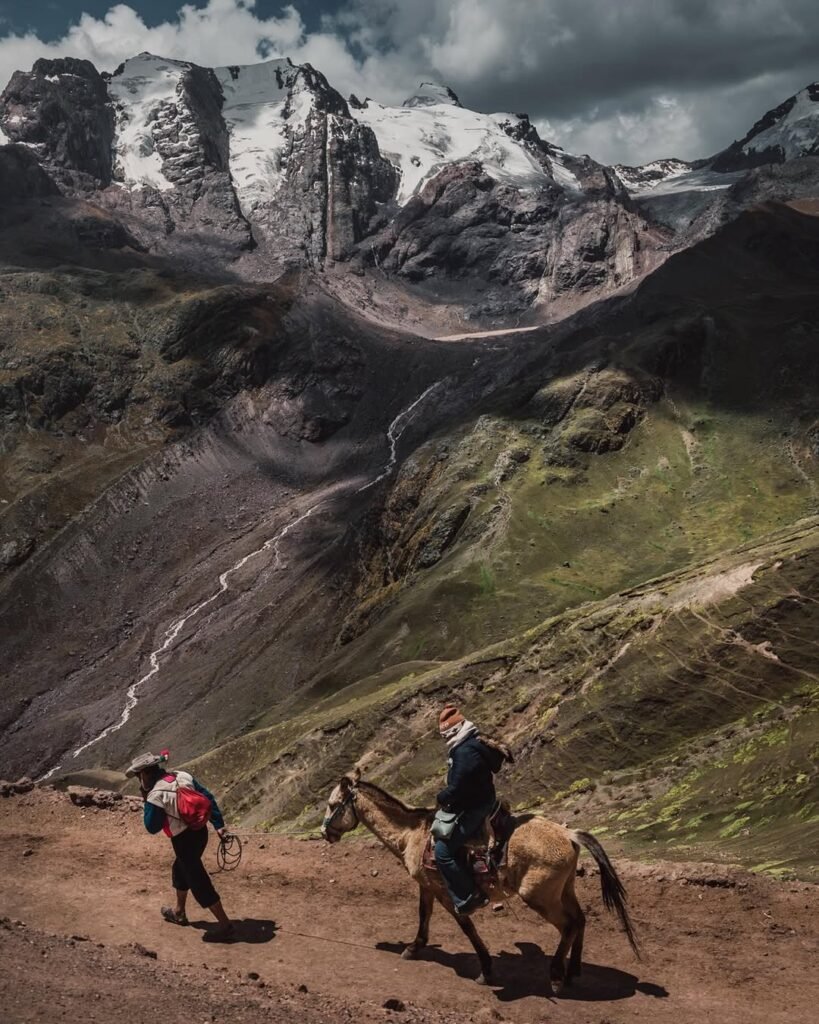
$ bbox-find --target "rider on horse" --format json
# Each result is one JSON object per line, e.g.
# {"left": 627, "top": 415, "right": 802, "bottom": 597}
{"left": 434, "top": 705, "right": 502, "bottom": 916}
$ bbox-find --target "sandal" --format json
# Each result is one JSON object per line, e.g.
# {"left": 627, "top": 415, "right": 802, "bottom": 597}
{"left": 161, "top": 906, "right": 189, "bottom": 926}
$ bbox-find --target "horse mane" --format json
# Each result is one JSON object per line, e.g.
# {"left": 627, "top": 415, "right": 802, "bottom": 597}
{"left": 356, "top": 780, "right": 434, "bottom": 818}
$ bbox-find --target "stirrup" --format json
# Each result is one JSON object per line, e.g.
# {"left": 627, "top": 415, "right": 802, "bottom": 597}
{"left": 456, "top": 892, "right": 489, "bottom": 917}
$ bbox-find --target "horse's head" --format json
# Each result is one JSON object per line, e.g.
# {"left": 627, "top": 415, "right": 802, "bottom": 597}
{"left": 321, "top": 767, "right": 361, "bottom": 843}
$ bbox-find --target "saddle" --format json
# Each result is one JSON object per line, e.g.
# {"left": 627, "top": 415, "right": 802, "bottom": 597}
{"left": 423, "top": 800, "right": 515, "bottom": 888}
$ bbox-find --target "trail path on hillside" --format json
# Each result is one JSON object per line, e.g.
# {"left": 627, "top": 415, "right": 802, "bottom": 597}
{"left": 2, "top": 791, "right": 818, "bottom": 1024}
{"left": 433, "top": 325, "right": 542, "bottom": 341}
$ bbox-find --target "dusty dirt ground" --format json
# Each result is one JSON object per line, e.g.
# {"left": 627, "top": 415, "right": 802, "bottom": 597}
{"left": 1, "top": 790, "right": 817, "bottom": 1024}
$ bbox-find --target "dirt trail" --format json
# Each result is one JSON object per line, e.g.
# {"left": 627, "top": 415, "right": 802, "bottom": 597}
{"left": 2, "top": 791, "right": 818, "bottom": 1024}
{"left": 433, "top": 325, "right": 542, "bottom": 341}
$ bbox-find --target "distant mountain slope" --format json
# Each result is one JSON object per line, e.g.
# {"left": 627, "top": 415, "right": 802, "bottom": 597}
{"left": 184, "top": 202, "right": 819, "bottom": 878}
{"left": 612, "top": 83, "right": 819, "bottom": 233}
{"left": 4, "top": 200, "right": 815, "bottom": 876}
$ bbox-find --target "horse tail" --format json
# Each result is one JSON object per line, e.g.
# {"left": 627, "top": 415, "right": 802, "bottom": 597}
{"left": 571, "top": 829, "right": 641, "bottom": 959}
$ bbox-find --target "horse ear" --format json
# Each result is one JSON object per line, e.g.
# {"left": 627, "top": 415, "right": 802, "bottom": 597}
{"left": 339, "top": 775, "right": 351, "bottom": 791}
{"left": 351, "top": 767, "right": 362, "bottom": 783}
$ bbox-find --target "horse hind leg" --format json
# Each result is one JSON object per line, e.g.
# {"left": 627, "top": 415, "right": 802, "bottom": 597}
{"left": 564, "top": 891, "right": 586, "bottom": 984}
{"left": 403, "top": 887, "right": 434, "bottom": 960}
{"left": 519, "top": 882, "right": 578, "bottom": 994}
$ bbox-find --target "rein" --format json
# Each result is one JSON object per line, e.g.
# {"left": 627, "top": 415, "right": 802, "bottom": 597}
{"left": 321, "top": 787, "right": 359, "bottom": 839}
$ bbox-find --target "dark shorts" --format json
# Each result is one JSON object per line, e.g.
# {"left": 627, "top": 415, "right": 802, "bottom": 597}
{"left": 171, "top": 827, "right": 219, "bottom": 909}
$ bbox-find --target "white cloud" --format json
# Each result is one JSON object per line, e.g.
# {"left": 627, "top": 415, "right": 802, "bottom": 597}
{"left": 0, "top": 0, "right": 816, "bottom": 164}
{"left": 0, "top": 3, "right": 302, "bottom": 86}
{"left": 0, "top": 2, "right": 422, "bottom": 121}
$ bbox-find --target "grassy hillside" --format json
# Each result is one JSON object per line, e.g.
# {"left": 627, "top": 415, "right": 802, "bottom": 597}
{"left": 188, "top": 205, "right": 819, "bottom": 877}
{"left": 192, "top": 517, "right": 819, "bottom": 878}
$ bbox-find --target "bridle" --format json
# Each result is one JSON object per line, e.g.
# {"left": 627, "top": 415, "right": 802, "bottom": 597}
{"left": 321, "top": 786, "right": 359, "bottom": 840}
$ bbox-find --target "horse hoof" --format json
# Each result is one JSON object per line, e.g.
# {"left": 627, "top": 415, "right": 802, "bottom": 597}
{"left": 476, "top": 974, "right": 491, "bottom": 986}
{"left": 401, "top": 946, "right": 418, "bottom": 961}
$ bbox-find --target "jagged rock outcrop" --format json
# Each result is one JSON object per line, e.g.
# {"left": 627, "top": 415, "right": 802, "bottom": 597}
{"left": 0, "top": 58, "right": 114, "bottom": 190}
{"left": 214, "top": 59, "right": 396, "bottom": 267}
{"left": 363, "top": 160, "right": 667, "bottom": 318}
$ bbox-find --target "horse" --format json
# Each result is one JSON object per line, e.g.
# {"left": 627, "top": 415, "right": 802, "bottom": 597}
{"left": 321, "top": 769, "right": 639, "bottom": 992}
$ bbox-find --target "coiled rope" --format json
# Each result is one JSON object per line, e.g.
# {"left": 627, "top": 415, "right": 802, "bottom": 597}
{"left": 216, "top": 831, "right": 244, "bottom": 871}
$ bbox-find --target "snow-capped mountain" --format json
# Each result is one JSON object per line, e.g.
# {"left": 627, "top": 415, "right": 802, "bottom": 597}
{"left": 0, "top": 53, "right": 817, "bottom": 322}
{"left": 712, "top": 82, "right": 819, "bottom": 171}
{"left": 608, "top": 83, "right": 819, "bottom": 233}
{"left": 614, "top": 82, "right": 819, "bottom": 202}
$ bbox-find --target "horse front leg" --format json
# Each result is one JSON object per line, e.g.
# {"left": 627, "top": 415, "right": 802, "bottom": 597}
{"left": 402, "top": 886, "right": 434, "bottom": 960}
{"left": 452, "top": 911, "right": 493, "bottom": 985}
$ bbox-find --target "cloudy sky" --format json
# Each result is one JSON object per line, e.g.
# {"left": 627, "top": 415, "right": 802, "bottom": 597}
{"left": 0, "top": 0, "right": 817, "bottom": 164}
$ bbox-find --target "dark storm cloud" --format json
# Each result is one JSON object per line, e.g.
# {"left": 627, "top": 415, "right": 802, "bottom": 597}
{"left": 333, "top": 0, "right": 819, "bottom": 160}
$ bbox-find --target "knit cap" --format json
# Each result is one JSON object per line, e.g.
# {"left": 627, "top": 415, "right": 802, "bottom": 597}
{"left": 438, "top": 705, "right": 465, "bottom": 732}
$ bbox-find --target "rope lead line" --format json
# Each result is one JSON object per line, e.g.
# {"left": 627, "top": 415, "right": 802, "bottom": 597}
{"left": 216, "top": 832, "right": 243, "bottom": 871}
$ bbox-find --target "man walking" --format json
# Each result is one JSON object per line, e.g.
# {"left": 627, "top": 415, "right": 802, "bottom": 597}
{"left": 126, "top": 751, "right": 234, "bottom": 942}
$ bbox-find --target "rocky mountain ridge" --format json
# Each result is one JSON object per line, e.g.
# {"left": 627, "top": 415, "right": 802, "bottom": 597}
{"left": 4, "top": 54, "right": 816, "bottom": 326}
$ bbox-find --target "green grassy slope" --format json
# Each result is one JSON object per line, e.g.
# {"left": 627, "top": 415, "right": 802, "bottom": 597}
{"left": 189, "top": 205, "right": 819, "bottom": 877}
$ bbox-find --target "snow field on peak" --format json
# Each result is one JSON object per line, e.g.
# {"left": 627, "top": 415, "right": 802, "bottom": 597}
{"left": 108, "top": 54, "right": 189, "bottom": 192}
{"left": 744, "top": 88, "right": 819, "bottom": 160}
{"left": 615, "top": 159, "right": 743, "bottom": 198}
{"left": 546, "top": 151, "right": 582, "bottom": 191}
{"left": 215, "top": 60, "right": 314, "bottom": 216}
{"left": 613, "top": 159, "right": 691, "bottom": 194}
{"left": 356, "top": 100, "right": 549, "bottom": 204}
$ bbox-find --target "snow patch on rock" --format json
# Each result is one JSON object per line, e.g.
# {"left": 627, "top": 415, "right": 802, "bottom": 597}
{"left": 403, "top": 82, "right": 462, "bottom": 108}
{"left": 213, "top": 60, "right": 337, "bottom": 221}
{"left": 108, "top": 54, "right": 185, "bottom": 192}
{"left": 547, "top": 149, "right": 582, "bottom": 192}
{"left": 356, "top": 99, "right": 549, "bottom": 204}
{"left": 214, "top": 59, "right": 299, "bottom": 216}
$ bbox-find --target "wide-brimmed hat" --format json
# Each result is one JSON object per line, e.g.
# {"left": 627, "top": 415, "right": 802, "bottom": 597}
{"left": 125, "top": 750, "right": 169, "bottom": 777}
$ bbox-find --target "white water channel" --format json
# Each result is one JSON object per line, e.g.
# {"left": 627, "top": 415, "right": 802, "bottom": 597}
{"left": 40, "top": 381, "right": 441, "bottom": 779}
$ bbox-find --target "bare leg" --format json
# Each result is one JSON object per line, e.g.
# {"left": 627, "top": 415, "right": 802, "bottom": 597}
{"left": 207, "top": 900, "right": 230, "bottom": 927}
{"left": 548, "top": 920, "right": 574, "bottom": 992}
{"left": 175, "top": 889, "right": 188, "bottom": 917}
{"left": 403, "top": 888, "right": 435, "bottom": 960}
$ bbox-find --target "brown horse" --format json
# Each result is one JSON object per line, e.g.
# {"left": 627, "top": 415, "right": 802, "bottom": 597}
{"left": 322, "top": 770, "right": 639, "bottom": 991}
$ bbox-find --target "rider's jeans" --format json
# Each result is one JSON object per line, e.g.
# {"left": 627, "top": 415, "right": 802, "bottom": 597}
{"left": 434, "top": 802, "right": 494, "bottom": 909}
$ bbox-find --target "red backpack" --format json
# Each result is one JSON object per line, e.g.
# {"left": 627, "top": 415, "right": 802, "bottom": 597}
{"left": 162, "top": 772, "right": 212, "bottom": 830}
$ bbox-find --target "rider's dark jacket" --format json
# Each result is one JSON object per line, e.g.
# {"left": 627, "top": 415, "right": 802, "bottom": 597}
{"left": 436, "top": 736, "right": 500, "bottom": 812}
